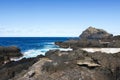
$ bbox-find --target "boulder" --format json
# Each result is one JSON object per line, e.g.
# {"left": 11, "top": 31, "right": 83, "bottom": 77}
{"left": 77, "top": 57, "right": 101, "bottom": 67}
{"left": 0, "top": 46, "right": 22, "bottom": 58}
{"left": 80, "top": 27, "right": 113, "bottom": 39}
{"left": 0, "top": 46, "right": 23, "bottom": 65}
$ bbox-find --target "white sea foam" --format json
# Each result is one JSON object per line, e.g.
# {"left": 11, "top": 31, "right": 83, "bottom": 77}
{"left": 10, "top": 57, "right": 23, "bottom": 61}
{"left": 46, "top": 42, "right": 55, "bottom": 45}
{"left": 22, "top": 47, "right": 73, "bottom": 58}
{"left": 23, "top": 49, "right": 45, "bottom": 58}
{"left": 10, "top": 49, "right": 45, "bottom": 61}
{"left": 59, "top": 48, "right": 73, "bottom": 51}
{"left": 81, "top": 48, "right": 120, "bottom": 54}
{"left": 11, "top": 47, "right": 73, "bottom": 61}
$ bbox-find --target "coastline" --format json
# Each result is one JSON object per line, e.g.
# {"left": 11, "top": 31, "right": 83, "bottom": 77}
{"left": 0, "top": 27, "right": 120, "bottom": 80}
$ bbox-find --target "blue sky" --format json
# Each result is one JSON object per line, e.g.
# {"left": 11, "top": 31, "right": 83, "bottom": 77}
{"left": 0, "top": 0, "right": 120, "bottom": 37}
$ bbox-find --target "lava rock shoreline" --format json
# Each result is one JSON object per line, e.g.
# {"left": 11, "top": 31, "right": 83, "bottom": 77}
{"left": 11, "top": 49, "right": 120, "bottom": 80}
{"left": 11, "top": 27, "right": 120, "bottom": 80}
{"left": 55, "top": 27, "right": 120, "bottom": 49}
{"left": 0, "top": 27, "right": 120, "bottom": 80}
{"left": 0, "top": 46, "right": 44, "bottom": 80}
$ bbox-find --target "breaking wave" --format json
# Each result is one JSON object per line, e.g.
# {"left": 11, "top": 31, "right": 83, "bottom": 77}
{"left": 22, "top": 47, "right": 73, "bottom": 58}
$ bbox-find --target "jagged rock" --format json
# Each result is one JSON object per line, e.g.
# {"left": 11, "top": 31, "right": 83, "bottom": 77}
{"left": 80, "top": 27, "right": 113, "bottom": 39}
{"left": 0, "top": 46, "right": 23, "bottom": 65}
{"left": 113, "top": 35, "right": 120, "bottom": 40}
{"left": 77, "top": 57, "right": 101, "bottom": 67}
{"left": 0, "top": 56, "right": 4, "bottom": 65}
{"left": 0, "top": 46, "right": 45, "bottom": 80}
{"left": 0, "top": 55, "right": 44, "bottom": 80}
{"left": 0, "top": 46, "right": 22, "bottom": 58}
{"left": 10, "top": 49, "right": 120, "bottom": 80}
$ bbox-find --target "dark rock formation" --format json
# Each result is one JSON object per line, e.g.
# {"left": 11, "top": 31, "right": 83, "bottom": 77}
{"left": 0, "top": 56, "right": 4, "bottom": 65}
{"left": 0, "top": 46, "right": 22, "bottom": 58}
{"left": 113, "top": 35, "right": 120, "bottom": 40}
{"left": 0, "top": 55, "right": 44, "bottom": 80}
{"left": 0, "top": 46, "right": 45, "bottom": 80}
{"left": 55, "top": 39, "right": 102, "bottom": 49}
{"left": 11, "top": 49, "right": 120, "bottom": 80}
{"left": 80, "top": 27, "right": 113, "bottom": 39}
{"left": 55, "top": 27, "right": 120, "bottom": 48}
{"left": 0, "top": 46, "right": 23, "bottom": 65}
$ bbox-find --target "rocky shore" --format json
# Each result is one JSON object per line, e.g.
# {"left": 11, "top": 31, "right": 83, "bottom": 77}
{"left": 55, "top": 27, "right": 120, "bottom": 49}
{"left": 0, "top": 27, "right": 120, "bottom": 80}
{"left": 0, "top": 46, "right": 44, "bottom": 80}
{"left": 11, "top": 49, "right": 120, "bottom": 80}
{"left": 0, "top": 46, "right": 23, "bottom": 65}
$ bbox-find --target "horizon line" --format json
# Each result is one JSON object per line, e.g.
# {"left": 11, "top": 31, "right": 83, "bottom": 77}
{"left": 0, "top": 36, "right": 79, "bottom": 38}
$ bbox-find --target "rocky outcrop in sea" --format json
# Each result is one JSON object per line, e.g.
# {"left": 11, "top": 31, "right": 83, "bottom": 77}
{"left": 80, "top": 26, "right": 113, "bottom": 39}
{"left": 55, "top": 27, "right": 120, "bottom": 48}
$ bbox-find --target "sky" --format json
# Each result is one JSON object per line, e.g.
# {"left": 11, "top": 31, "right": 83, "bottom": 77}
{"left": 0, "top": 0, "right": 120, "bottom": 37}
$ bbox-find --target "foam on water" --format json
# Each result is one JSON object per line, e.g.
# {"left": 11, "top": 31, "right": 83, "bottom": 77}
{"left": 23, "top": 49, "right": 45, "bottom": 58}
{"left": 0, "top": 37, "right": 75, "bottom": 61}
{"left": 81, "top": 48, "right": 120, "bottom": 54}
{"left": 22, "top": 47, "right": 72, "bottom": 58}
{"left": 59, "top": 48, "right": 73, "bottom": 51}
{"left": 10, "top": 49, "right": 45, "bottom": 61}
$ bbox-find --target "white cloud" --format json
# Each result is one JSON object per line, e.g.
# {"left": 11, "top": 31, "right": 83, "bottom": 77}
{"left": 0, "top": 24, "right": 82, "bottom": 37}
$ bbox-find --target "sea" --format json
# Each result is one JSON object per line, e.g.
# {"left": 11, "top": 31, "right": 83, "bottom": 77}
{"left": 0, "top": 37, "right": 76, "bottom": 58}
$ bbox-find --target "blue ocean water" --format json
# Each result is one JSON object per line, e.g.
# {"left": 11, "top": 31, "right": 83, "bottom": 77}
{"left": 0, "top": 37, "right": 75, "bottom": 58}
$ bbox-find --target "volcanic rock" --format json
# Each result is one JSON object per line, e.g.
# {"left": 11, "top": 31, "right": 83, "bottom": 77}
{"left": 0, "top": 46, "right": 22, "bottom": 58}
{"left": 0, "top": 46, "right": 23, "bottom": 65}
{"left": 0, "top": 55, "right": 44, "bottom": 80}
{"left": 80, "top": 26, "right": 113, "bottom": 39}
{"left": 11, "top": 49, "right": 120, "bottom": 80}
